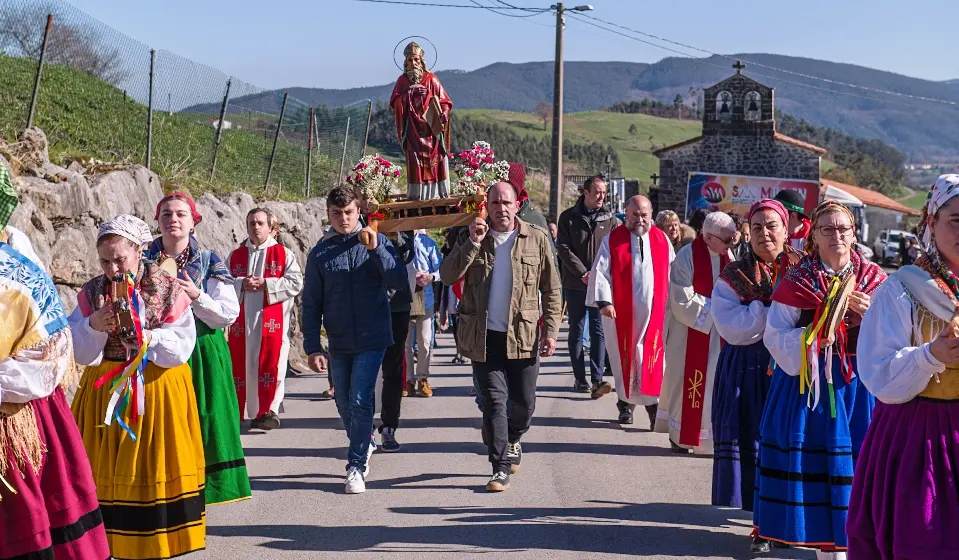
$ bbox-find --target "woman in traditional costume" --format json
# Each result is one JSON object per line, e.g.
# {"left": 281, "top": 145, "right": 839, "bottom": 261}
{"left": 709, "top": 199, "right": 798, "bottom": 554}
{"left": 70, "top": 214, "right": 206, "bottom": 560}
{"left": 147, "top": 192, "right": 251, "bottom": 506}
{"left": 0, "top": 216, "right": 111, "bottom": 559}
{"left": 847, "top": 174, "right": 959, "bottom": 559}
{"left": 754, "top": 200, "right": 886, "bottom": 559}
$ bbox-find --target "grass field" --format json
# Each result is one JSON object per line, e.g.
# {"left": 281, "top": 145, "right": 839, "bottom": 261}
{"left": 457, "top": 109, "right": 702, "bottom": 180}
{"left": 0, "top": 54, "right": 337, "bottom": 199}
{"left": 899, "top": 189, "right": 927, "bottom": 210}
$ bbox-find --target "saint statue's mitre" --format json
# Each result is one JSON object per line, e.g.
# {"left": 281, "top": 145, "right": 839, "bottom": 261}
{"left": 404, "top": 41, "right": 425, "bottom": 60}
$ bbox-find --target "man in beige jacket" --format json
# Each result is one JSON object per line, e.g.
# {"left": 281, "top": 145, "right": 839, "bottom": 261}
{"left": 440, "top": 182, "right": 562, "bottom": 492}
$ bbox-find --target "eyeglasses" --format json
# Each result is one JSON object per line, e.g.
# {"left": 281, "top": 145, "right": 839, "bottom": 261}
{"left": 817, "top": 225, "right": 854, "bottom": 238}
{"left": 707, "top": 232, "right": 735, "bottom": 245}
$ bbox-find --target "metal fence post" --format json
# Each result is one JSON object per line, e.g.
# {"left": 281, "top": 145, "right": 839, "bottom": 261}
{"left": 264, "top": 92, "right": 289, "bottom": 190}
{"left": 362, "top": 100, "right": 373, "bottom": 155}
{"left": 146, "top": 49, "right": 156, "bottom": 170}
{"left": 210, "top": 78, "right": 232, "bottom": 180}
{"left": 26, "top": 14, "right": 53, "bottom": 130}
{"left": 338, "top": 116, "right": 351, "bottom": 182}
{"left": 305, "top": 107, "right": 315, "bottom": 198}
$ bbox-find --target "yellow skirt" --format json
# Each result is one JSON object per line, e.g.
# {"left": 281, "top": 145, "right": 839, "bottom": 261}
{"left": 72, "top": 360, "right": 206, "bottom": 560}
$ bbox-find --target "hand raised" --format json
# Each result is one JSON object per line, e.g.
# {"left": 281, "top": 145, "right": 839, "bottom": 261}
{"left": 90, "top": 305, "right": 117, "bottom": 333}
{"left": 848, "top": 291, "right": 871, "bottom": 316}
{"left": 469, "top": 218, "right": 488, "bottom": 244}
{"left": 176, "top": 277, "right": 202, "bottom": 301}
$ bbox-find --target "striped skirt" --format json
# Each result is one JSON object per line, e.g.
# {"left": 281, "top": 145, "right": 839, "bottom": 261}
{"left": 189, "top": 321, "right": 250, "bottom": 506}
{"left": 72, "top": 360, "right": 206, "bottom": 560}
{"left": 1, "top": 388, "right": 111, "bottom": 559}
{"left": 847, "top": 399, "right": 959, "bottom": 560}
{"left": 711, "top": 340, "right": 772, "bottom": 511}
{"left": 753, "top": 355, "right": 874, "bottom": 551}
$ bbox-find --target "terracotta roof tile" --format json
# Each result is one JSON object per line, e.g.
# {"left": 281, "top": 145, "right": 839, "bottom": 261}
{"left": 821, "top": 179, "right": 920, "bottom": 216}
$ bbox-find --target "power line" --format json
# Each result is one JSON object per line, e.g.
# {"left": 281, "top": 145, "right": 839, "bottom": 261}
{"left": 564, "top": 13, "right": 937, "bottom": 110}
{"left": 468, "top": 0, "right": 551, "bottom": 18}
{"left": 354, "top": 0, "right": 540, "bottom": 9}
{"left": 574, "top": 12, "right": 958, "bottom": 108}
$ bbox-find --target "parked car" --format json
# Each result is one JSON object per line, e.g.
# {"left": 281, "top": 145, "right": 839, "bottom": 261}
{"left": 872, "top": 229, "right": 917, "bottom": 266}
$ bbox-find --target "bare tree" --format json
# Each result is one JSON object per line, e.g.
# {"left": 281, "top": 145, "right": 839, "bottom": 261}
{"left": 535, "top": 100, "right": 552, "bottom": 131}
{"left": 0, "top": 3, "right": 129, "bottom": 86}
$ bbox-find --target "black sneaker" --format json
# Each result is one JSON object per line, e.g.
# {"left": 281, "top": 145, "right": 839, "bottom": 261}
{"left": 507, "top": 442, "right": 522, "bottom": 473}
{"left": 259, "top": 411, "right": 281, "bottom": 430}
{"left": 573, "top": 379, "right": 590, "bottom": 393}
{"left": 749, "top": 537, "right": 771, "bottom": 554}
{"left": 485, "top": 471, "right": 510, "bottom": 492}
{"left": 670, "top": 440, "right": 692, "bottom": 454}
{"left": 249, "top": 416, "right": 263, "bottom": 429}
{"left": 591, "top": 381, "right": 612, "bottom": 399}
{"left": 380, "top": 427, "right": 400, "bottom": 452}
{"left": 617, "top": 401, "right": 634, "bottom": 425}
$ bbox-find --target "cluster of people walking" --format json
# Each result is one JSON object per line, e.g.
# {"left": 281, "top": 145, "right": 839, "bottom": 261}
{"left": 2, "top": 153, "right": 958, "bottom": 560}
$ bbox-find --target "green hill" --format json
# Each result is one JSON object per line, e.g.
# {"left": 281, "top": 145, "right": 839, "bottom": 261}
{"left": 457, "top": 109, "right": 701, "bottom": 181}
{"left": 0, "top": 54, "right": 331, "bottom": 198}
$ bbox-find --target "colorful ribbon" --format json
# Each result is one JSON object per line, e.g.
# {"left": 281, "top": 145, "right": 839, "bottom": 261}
{"left": 798, "top": 275, "right": 852, "bottom": 418}
{"left": 95, "top": 273, "right": 149, "bottom": 441}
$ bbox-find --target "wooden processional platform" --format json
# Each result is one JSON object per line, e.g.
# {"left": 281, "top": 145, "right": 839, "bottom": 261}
{"left": 368, "top": 192, "right": 487, "bottom": 233}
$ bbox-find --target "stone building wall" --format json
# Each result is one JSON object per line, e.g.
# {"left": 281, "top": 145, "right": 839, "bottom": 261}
{"left": 654, "top": 136, "right": 822, "bottom": 217}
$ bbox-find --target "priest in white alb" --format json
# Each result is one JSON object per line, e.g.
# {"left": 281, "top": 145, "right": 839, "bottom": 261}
{"left": 655, "top": 211, "right": 736, "bottom": 454}
{"left": 587, "top": 195, "right": 675, "bottom": 428}
{"left": 227, "top": 207, "right": 303, "bottom": 431}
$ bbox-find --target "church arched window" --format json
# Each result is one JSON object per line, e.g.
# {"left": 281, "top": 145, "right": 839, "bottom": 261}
{"left": 745, "top": 91, "right": 761, "bottom": 121}
{"left": 715, "top": 91, "right": 733, "bottom": 121}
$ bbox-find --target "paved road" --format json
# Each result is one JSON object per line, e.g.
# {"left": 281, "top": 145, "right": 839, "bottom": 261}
{"left": 198, "top": 326, "right": 815, "bottom": 560}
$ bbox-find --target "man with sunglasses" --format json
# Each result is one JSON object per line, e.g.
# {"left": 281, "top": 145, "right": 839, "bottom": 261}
{"left": 655, "top": 211, "right": 737, "bottom": 454}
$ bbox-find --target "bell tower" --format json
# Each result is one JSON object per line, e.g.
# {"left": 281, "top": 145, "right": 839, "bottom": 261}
{"left": 702, "top": 61, "right": 775, "bottom": 137}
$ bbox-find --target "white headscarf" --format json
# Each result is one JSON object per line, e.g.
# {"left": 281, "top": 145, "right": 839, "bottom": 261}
{"left": 98, "top": 214, "right": 152, "bottom": 246}
{"left": 918, "top": 174, "right": 959, "bottom": 251}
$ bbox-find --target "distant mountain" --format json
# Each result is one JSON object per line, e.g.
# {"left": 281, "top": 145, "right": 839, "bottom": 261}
{"left": 946, "top": 79, "right": 959, "bottom": 86}
{"left": 186, "top": 54, "right": 959, "bottom": 159}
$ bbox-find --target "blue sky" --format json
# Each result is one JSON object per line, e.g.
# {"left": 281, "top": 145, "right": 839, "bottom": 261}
{"left": 68, "top": 0, "right": 958, "bottom": 90}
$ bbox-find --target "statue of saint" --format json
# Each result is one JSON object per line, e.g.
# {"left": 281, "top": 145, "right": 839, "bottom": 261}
{"left": 390, "top": 41, "right": 453, "bottom": 200}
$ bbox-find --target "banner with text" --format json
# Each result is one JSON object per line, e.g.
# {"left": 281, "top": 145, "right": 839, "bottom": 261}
{"left": 684, "top": 173, "right": 819, "bottom": 219}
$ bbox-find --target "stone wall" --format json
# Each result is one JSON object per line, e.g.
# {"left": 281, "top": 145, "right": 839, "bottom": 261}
{"left": 653, "top": 136, "right": 821, "bottom": 218}
{"left": 3, "top": 128, "right": 328, "bottom": 369}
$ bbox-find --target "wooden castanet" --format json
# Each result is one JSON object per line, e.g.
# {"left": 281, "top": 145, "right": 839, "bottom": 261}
{"left": 111, "top": 275, "right": 138, "bottom": 344}
{"left": 358, "top": 219, "right": 379, "bottom": 249}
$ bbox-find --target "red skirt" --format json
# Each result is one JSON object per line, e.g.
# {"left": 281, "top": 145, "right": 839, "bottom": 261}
{"left": 0, "top": 388, "right": 110, "bottom": 560}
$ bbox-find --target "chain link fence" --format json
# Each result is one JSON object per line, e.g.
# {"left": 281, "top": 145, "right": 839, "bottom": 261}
{"left": 0, "top": 0, "right": 371, "bottom": 199}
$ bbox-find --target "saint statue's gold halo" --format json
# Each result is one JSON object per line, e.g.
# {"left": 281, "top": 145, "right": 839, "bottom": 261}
{"left": 393, "top": 36, "right": 438, "bottom": 72}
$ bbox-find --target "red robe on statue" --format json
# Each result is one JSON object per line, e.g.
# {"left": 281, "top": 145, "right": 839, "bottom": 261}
{"left": 390, "top": 72, "right": 453, "bottom": 186}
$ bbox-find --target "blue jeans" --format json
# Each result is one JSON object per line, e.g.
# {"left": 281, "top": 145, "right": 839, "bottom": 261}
{"left": 566, "top": 289, "right": 606, "bottom": 384}
{"left": 330, "top": 349, "right": 386, "bottom": 471}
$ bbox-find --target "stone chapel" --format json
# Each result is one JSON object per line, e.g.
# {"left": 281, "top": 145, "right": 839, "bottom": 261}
{"left": 651, "top": 63, "right": 826, "bottom": 216}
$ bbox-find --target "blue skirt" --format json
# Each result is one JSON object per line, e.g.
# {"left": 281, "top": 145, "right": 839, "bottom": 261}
{"left": 753, "top": 355, "right": 875, "bottom": 550}
{"left": 711, "top": 340, "right": 772, "bottom": 511}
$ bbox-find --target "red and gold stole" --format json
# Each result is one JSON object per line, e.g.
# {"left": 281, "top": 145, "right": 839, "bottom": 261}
{"left": 228, "top": 242, "right": 287, "bottom": 420}
{"left": 608, "top": 225, "right": 671, "bottom": 400}
{"left": 679, "top": 235, "right": 729, "bottom": 447}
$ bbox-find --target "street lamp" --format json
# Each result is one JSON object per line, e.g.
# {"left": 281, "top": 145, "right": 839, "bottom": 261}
{"left": 548, "top": 3, "right": 593, "bottom": 221}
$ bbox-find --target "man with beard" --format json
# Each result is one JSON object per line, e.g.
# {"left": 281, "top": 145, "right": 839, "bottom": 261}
{"left": 587, "top": 196, "right": 674, "bottom": 427}
{"left": 390, "top": 41, "right": 454, "bottom": 200}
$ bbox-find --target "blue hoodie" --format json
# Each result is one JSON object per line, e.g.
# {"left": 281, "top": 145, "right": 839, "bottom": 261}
{"left": 302, "top": 224, "right": 409, "bottom": 355}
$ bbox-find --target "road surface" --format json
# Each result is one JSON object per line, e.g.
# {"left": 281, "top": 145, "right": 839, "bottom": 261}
{"left": 198, "top": 326, "right": 815, "bottom": 560}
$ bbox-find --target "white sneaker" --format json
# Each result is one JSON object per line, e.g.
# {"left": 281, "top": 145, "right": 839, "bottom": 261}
{"left": 364, "top": 437, "right": 376, "bottom": 477}
{"left": 345, "top": 467, "right": 366, "bottom": 494}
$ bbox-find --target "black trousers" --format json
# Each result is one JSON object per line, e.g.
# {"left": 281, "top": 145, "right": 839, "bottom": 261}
{"left": 473, "top": 330, "right": 539, "bottom": 474}
{"left": 379, "top": 310, "right": 411, "bottom": 431}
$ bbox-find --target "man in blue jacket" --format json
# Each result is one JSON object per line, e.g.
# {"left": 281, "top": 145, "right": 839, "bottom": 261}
{"left": 303, "top": 186, "right": 409, "bottom": 494}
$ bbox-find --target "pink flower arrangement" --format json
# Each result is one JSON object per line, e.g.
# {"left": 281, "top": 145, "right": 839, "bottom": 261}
{"left": 451, "top": 141, "right": 510, "bottom": 195}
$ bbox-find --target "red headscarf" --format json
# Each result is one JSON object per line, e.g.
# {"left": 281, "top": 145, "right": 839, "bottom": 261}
{"left": 155, "top": 192, "right": 202, "bottom": 224}
{"left": 747, "top": 198, "right": 788, "bottom": 228}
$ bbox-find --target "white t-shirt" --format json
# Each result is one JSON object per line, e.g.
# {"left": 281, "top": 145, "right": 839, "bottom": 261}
{"left": 486, "top": 228, "right": 518, "bottom": 332}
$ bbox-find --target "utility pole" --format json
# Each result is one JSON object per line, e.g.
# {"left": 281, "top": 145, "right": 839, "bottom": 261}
{"left": 548, "top": 3, "right": 564, "bottom": 222}
{"left": 549, "top": 4, "right": 593, "bottom": 221}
